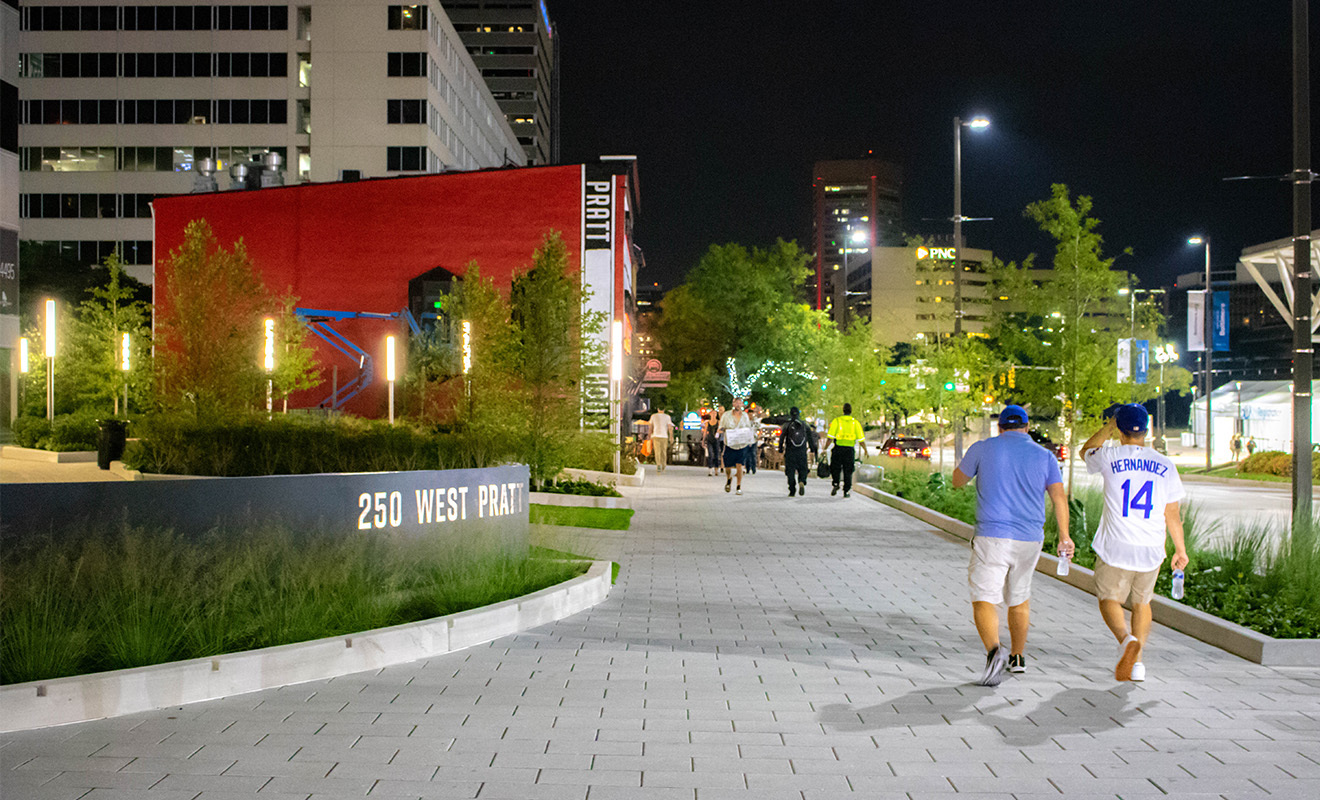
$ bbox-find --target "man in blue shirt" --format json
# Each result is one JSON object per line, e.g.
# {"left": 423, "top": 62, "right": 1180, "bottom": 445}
{"left": 953, "top": 405, "right": 1072, "bottom": 686}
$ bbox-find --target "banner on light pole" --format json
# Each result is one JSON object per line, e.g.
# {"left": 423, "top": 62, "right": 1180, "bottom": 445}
{"left": 1117, "top": 338, "right": 1132, "bottom": 383}
{"left": 1187, "top": 290, "right": 1206, "bottom": 352}
{"left": 1212, "top": 290, "right": 1231, "bottom": 352}
{"left": 1134, "top": 339, "right": 1149, "bottom": 385}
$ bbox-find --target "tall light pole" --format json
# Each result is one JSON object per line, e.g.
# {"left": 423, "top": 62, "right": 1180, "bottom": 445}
{"left": 1153, "top": 343, "right": 1178, "bottom": 453}
{"left": 953, "top": 115, "right": 989, "bottom": 339}
{"left": 1118, "top": 284, "right": 1165, "bottom": 401}
{"left": 45, "top": 299, "right": 56, "bottom": 421}
{"left": 840, "top": 226, "right": 867, "bottom": 329}
{"left": 1290, "top": 0, "right": 1312, "bottom": 525}
{"left": 1189, "top": 237, "right": 1212, "bottom": 469}
{"left": 953, "top": 115, "right": 989, "bottom": 465}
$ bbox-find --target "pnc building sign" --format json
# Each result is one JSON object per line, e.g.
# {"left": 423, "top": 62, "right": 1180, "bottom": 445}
{"left": 915, "top": 246, "right": 957, "bottom": 261}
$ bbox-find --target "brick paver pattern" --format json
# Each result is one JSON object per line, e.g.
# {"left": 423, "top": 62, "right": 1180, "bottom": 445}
{"left": 4, "top": 466, "right": 1320, "bottom": 799}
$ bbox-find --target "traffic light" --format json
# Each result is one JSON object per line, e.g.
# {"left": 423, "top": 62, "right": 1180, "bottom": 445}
{"left": 943, "top": 381, "right": 955, "bottom": 391}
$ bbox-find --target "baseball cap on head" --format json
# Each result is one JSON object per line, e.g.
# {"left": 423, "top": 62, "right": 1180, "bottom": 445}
{"left": 1116, "top": 404, "right": 1149, "bottom": 433}
{"left": 999, "top": 404, "right": 1029, "bottom": 427}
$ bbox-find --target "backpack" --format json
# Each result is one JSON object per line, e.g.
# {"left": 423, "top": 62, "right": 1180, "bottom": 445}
{"left": 784, "top": 419, "right": 808, "bottom": 449}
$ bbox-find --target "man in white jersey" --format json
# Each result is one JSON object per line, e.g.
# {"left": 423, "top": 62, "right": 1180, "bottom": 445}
{"left": 1080, "top": 404, "right": 1188, "bottom": 682}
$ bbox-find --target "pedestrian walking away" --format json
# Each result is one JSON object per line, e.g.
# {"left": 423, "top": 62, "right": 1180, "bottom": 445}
{"left": 1230, "top": 433, "right": 1242, "bottom": 463}
{"left": 779, "top": 406, "right": 819, "bottom": 497}
{"left": 1080, "top": 404, "right": 1188, "bottom": 682}
{"left": 1246, "top": 436, "right": 1257, "bottom": 457}
{"left": 649, "top": 407, "right": 674, "bottom": 473}
{"left": 704, "top": 407, "right": 723, "bottom": 476}
{"left": 952, "top": 404, "right": 1070, "bottom": 687}
{"left": 826, "top": 403, "right": 868, "bottom": 498}
{"left": 719, "top": 397, "right": 757, "bottom": 495}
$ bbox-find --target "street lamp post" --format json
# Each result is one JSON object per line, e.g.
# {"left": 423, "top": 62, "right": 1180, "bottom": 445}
{"left": 1189, "top": 237, "right": 1212, "bottom": 469}
{"left": 1118, "top": 284, "right": 1166, "bottom": 401}
{"left": 45, "top": 299, "right": 56, "bottom": 422}
{"left": 952, "top": 115, "right": 988, "bottom": 465}
{"left": 839, "top": 227, "right": 867, "bottom": 329}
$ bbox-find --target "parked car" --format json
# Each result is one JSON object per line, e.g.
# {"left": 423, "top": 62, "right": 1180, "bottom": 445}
{"left": 1029, "top": 429, "right": 1068, "bottom": 462}
{"left": 881, "top": 436, "right": 932, "bottom": 460}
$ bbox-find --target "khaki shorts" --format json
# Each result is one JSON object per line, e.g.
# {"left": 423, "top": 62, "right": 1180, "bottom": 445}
{"left": 1094, "top": 558, "right": 1160, "bottom": 606}
{"left": 968, "top": 536, "right": 1042, "bottom": 606}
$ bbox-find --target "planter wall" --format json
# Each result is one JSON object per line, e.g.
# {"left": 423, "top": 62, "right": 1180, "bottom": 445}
{"left": 853, "top": 482, "right": 1320, "bottom": 666}
{"left": 530, "top": 490, "right": 631, "bottom": 510}
{"left": 0, "top": 561, "right": 612, "bottom": 733}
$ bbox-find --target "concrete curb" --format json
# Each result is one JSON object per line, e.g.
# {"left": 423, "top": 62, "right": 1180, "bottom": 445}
{"left": 530, "top": 491, "right": 631, "bottom": 510}
{"left": 853, "top": 482, "right": 1320, "bottom": 666}
{"left": 0, "top": 446, "right": 97, "bottom": 464}
{"left": 559, "top": 465, "right": 645, "bottom": 488}
{"left": 0, "top": 561, "right": 612, "bottom": 733}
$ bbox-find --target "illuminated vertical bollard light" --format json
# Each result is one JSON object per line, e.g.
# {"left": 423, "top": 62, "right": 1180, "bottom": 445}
{"left": 121, "top": 332, "right": 131, "bottom": 414}
{"left": 45, "top": 299, "right": 56, "bottom": 421}
{"left": 386, "top": 335, "right": 397, "bottom": 425}
{"left": 461, "top": 320, "right": 472, "bottom": 413}
{"left": 19, "top": 337, "right": 29, "bottom": 374}
{"left": 611, "top": 320, "right": 623, "bottom": 473}
{"left": 264, "top": 318, "right": 275, "bottom": 417}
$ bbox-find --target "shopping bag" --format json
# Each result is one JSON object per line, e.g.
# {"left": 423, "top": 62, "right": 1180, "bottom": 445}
{"left": 816, "top": 452, "right": 830, "bottom": 479}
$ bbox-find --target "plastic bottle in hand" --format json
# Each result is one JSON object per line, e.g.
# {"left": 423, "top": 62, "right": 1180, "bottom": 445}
{"left": 1171, "top": 569, "right": 1185, "bottom": 600}
{"left": 1056, "top": 546, "right": 1071, "bottom": 576}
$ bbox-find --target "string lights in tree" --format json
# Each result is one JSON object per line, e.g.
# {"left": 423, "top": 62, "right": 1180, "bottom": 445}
{"left": 724, "top": 357, "right": 817, "bottom": 399}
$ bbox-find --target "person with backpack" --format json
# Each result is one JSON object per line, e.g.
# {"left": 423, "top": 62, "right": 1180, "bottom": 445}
{"left": 779, "top": 406, "right": 819, "bottom": 497}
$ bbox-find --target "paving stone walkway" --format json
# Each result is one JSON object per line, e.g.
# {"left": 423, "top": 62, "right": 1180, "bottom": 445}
{"left": 4, "top": 465, "right": 1320, "bottom": 799}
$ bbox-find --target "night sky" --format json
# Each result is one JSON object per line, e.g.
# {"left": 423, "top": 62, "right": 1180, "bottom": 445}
{"left": 550, "top": 1, "right": 1318, "bottom": 293}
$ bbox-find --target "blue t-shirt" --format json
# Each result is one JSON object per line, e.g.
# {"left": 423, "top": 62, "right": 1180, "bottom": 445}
{"left": 956, "top": 431, "right": 1063, "bottom": 542}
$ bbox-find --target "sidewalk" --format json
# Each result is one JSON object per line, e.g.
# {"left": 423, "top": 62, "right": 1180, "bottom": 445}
{"left": 4, "top": 465, "right": 1319, "bottom": 799}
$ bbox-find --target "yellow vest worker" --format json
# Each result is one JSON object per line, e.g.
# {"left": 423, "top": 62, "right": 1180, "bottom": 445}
{"left": 826, "top": 403, "right": 869, "bottom": 498}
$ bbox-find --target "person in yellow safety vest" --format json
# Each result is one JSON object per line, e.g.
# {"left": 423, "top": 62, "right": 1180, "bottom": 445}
{"left": 826, "top": 403, "right": 869, "bottom": 498}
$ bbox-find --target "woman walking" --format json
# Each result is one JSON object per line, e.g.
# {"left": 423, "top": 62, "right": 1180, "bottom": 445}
{"left": 704, "top": 406, "right": 723, "bottom": 476}
{"left": 719, "top": 397, "right": 757, "bottom": 495}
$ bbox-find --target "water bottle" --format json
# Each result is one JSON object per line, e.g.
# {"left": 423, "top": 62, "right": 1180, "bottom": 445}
{"left": 1171, "top": 569, "right": 1185, "bottom": 600}
{"left": 1056, "top": 550, "right": 1071, "bottom": 576}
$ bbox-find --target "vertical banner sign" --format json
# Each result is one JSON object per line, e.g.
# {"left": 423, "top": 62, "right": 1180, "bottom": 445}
{"left": 581, "top": 165, "right": 615, "bottom": 420}
{"left": 0, "top": 228, "right": 18, "bottom": 343}
{"left": 1134, "top": 339, "right": 1150, "bottom": 385}
{"left": 1117, "top": 338, "right": 1132, "bottom": 383}
{"left": 1187, "top": 290, "right": 1207, "bottom": 352}
{"left": 1212, "top": 290, "right": 1231, "bottom": 352}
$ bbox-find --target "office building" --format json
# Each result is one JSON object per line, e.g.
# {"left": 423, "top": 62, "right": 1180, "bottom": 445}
{"left": 810, "top": 157, "right": 902, "bottom": 327}
{"left": 16, "top": 1, "right": 523, "bottom": 283}
{"left": 869, "top": 242, "right": 993, "bottom": 345}
{"left": 441, "top": 0, "right": 556, "bottom": 166}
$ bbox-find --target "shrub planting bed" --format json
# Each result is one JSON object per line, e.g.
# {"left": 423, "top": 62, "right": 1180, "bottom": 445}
{"left": 0, "top": 523, "right": 587, "bottom": 685}
{"left": 869, "top": 470, "right": 1320, "bottom": 640}
{"left": 11, "top": 412, "right": 103, "bottom": 452}
{"left": 537, "top": 478, "right": 623, "bottom": 498}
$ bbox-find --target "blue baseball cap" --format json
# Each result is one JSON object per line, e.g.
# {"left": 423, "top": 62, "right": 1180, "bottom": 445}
{"left": 1116, "top": 404, "right": 1149, "bottom": 433}
{"left": 999, "top": 404, "right": 1029, "bottom": 427}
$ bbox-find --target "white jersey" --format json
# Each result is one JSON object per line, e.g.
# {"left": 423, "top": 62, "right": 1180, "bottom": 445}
{"left": 1084, "top": 443, "right": 1185, "bottom": 572}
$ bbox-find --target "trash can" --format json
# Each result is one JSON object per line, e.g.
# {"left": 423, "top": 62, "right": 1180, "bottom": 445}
{"left": 98, "top": 418, "right": 128, "bottom": 470}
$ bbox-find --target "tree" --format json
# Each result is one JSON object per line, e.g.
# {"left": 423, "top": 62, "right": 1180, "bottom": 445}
{"left": 511, "top": 232, "right": 598, "bottom": 485}
{"left": 809, "top": 319, "right": 890, "bottom": 425}
{"left": 269, "top": 295, "right": 323, "bottom": 411}
{"left": 18, "top": 254, "right": 151, "bottom": 418}
{"left": 656, "top": 239, "right": 830, "bottom": 409}
{"left": 990, "top": 185, "right": 1129, "bottom": 493}
{"left": 155, "top": 219, "right": 315, "bottom": 416}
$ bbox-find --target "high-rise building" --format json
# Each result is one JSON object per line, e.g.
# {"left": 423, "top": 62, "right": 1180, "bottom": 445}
{"left": 441, "top": 0, "right": 556, "bottom": 166}
{"left": 810, "top": 157, "right": 902, "bottom": 327}
{"left": 16, "top": 1, "right": 523, "bottom": 283}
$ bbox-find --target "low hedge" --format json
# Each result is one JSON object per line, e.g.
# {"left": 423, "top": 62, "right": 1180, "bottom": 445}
{"left": 1239, "top": 449, "right": 1320, "bottom": 479}
{"left": 121, "top": 414, "right": 492, "bottom": 476}
{"left": 11, "top": 412, "right": 104, "bottom": 452}
{"left": 538, "top": 478, "right": 622, "bottom": 497}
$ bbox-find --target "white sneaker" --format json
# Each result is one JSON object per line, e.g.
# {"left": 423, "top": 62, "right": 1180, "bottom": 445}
{"left": 1131, "top": 662, "right": 1146, "bottom": 682}
{"left": 736, "top": 487, "right": 743, "bottom": 495}
{"left": 1116, "top": 634, "right": 1140, "bottom": 681}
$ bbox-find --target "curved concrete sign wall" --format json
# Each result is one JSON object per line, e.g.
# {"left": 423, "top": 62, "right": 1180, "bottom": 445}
{"left": 0, "top": 465, "right": 529, "bottom": 553}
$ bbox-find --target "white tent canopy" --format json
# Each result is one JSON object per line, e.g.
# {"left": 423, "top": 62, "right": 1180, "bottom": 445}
{"left": 1190, "top": 379, "right": 1320, "bottom": 460}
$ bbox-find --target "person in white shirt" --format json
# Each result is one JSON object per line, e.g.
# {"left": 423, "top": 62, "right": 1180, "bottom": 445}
{"left": 649, "top": 408, "right": 675, "bottom": 473}
{"left": 718, "top": 397, "right": 757, "bottom": 495}
{"left": 1080, "top": 404, "right": 1189, "bottom": 682}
